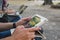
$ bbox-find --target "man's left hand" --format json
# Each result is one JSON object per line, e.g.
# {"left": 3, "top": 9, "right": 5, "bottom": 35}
{"left": 16, "top": 17, "right": 31, "bottom": 26}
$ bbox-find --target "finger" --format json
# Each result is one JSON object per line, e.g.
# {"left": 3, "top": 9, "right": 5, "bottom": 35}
{"left": 29, "top": 34, "right": 35, "bottom": 39}
{"left": 32, "top": 39, "right": 35, "bottom": 40}
{"left": 31, "top": 38, "right": 35, "bottom": 40}
{"left": 30, "top": 32, "right": 35, "bottom": 35}
{"left": 22, "top": 17, "right": 31, "bottom": 21}
{"left": 13, "top": 25, "right": 24, "bottom": 34}
{"left": 17, "top": 25, "right": 25, "bottom": 29}
{"left": 27, "top": 33, "right": 35, "bottom": 39}
{"left": 26, "top": 32, "right": 35, "bottom": 38}
{"left": 28, "top": 27, "right": 41, "bottom": 32}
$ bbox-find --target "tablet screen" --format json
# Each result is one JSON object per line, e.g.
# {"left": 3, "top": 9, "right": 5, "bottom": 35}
{"left": 28, "top": 16, "right": 41, "bottom": 27}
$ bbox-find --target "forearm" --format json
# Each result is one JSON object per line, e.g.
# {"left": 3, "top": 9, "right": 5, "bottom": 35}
{"left": 0, "top": 23, "right": 13, "bottom": 32}
{"left": 0, "top": 36, "right": 14, "bottom": 40}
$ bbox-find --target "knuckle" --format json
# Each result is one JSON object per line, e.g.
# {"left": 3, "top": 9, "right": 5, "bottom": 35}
{"left": 33, "top": 32, "right": 35, "bottom": 34}
{"left": 26, "top": 32, "right": 30, "bottom": 35}
{"left": 32, "top": 35, "right": 35, "bottom": 38}
{"left": 27, "top": 35, "right": 30, "bottom": 38}
{"left": 31, "top": 32, "right": 35, "bottom": 35}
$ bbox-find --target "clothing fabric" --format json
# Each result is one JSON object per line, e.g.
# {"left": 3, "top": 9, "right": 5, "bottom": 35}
{"left": 2, "top": 0, "right": 7, "bottom": 11}
{"left": 0, "top": 0, "right": 3, "bottom": 10}
{"left": 0, "top": 14, "right": 43, "bottom": 40}
{"left": 0, "top": 15, "right": 21, "bottom": 39}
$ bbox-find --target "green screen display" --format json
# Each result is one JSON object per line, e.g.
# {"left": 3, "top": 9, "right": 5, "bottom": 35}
{"left": 28, "top": 16, "right": 41, "bottom": 27}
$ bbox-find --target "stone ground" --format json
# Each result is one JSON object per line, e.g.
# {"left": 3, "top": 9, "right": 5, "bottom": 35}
{"left": 21, "top": 5, "right": 60, "bottom": 40}
{"left": 8, "top": 1, "right": 60, "bottom": 40}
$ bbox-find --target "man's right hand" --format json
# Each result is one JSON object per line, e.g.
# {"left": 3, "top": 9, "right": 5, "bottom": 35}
{"left": 11, "top": 25, "right": 41, "bottom": 40}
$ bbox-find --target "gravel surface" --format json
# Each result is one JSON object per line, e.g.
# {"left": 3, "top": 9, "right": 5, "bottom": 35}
{"left": 9, "top": 4, "right": 60, "bottom": 40}
{"left": 21, "top": 5, "right": 60, "bottom": 40}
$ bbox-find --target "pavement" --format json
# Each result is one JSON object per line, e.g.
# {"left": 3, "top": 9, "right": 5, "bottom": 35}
{"left": 8, "top": 0, "right": 60, "bottom": 5}
{"left": 21, "top": 5, "right": 60, "bottom": 40}
{"left": 8, "top": 1, "right": 60, "bottom": 40}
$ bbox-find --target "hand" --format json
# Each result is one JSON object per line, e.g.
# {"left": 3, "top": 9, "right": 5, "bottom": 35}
{"left": 16, "top": 17, "right": 31, "bottom": 26}
{"left": 11, "top": 25, "right": 41, "bottom": 40}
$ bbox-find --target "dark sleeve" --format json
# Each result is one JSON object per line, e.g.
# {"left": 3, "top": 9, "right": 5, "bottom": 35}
{"left": 0, "top": 30, "right": 11, "bottom": 39}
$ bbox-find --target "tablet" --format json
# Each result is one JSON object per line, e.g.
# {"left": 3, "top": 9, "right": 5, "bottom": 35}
{"left": 25, "top": 14, "right": 48, "bottom": 39}
{"left": 26, "top": 14, "right": 48, "bottom": 28}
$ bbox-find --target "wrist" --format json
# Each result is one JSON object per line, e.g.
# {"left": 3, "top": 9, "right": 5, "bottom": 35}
{"left": 9, "top": 36, "right": 15, "bottom": 40}
{"left": 1, "top": 36, "right": 15, "bottom": 40}
{"left": 13, "top": 23, "right": 16, "bottom": 28}
{"left": 15, "top": 22, "right": 20, "bottom": 27}
{"left": 15, "top": 22, "right": 18, "bottom": 27}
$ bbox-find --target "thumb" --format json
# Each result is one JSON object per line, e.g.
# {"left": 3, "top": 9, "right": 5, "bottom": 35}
{"left": 22, "top": 17, "right": 31, "bottom": 21}
{"left": 13, "top": 25, "right": 25, "bottom": 34}
{"left": 28, "top": 27, "right": 41, "bottom": 32}
{"left": 17, "top": 25, "right": 25, "bottom": 30}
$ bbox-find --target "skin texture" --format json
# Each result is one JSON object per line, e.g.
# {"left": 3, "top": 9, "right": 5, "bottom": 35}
{"left": 0, "top": 17, "right": 41, "bottom": 40}
{"left": 0, "top": 17, "right": 31, "bottom": 32}
{"left": 0, "top": 25, "right": 41, "bottom": 40}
